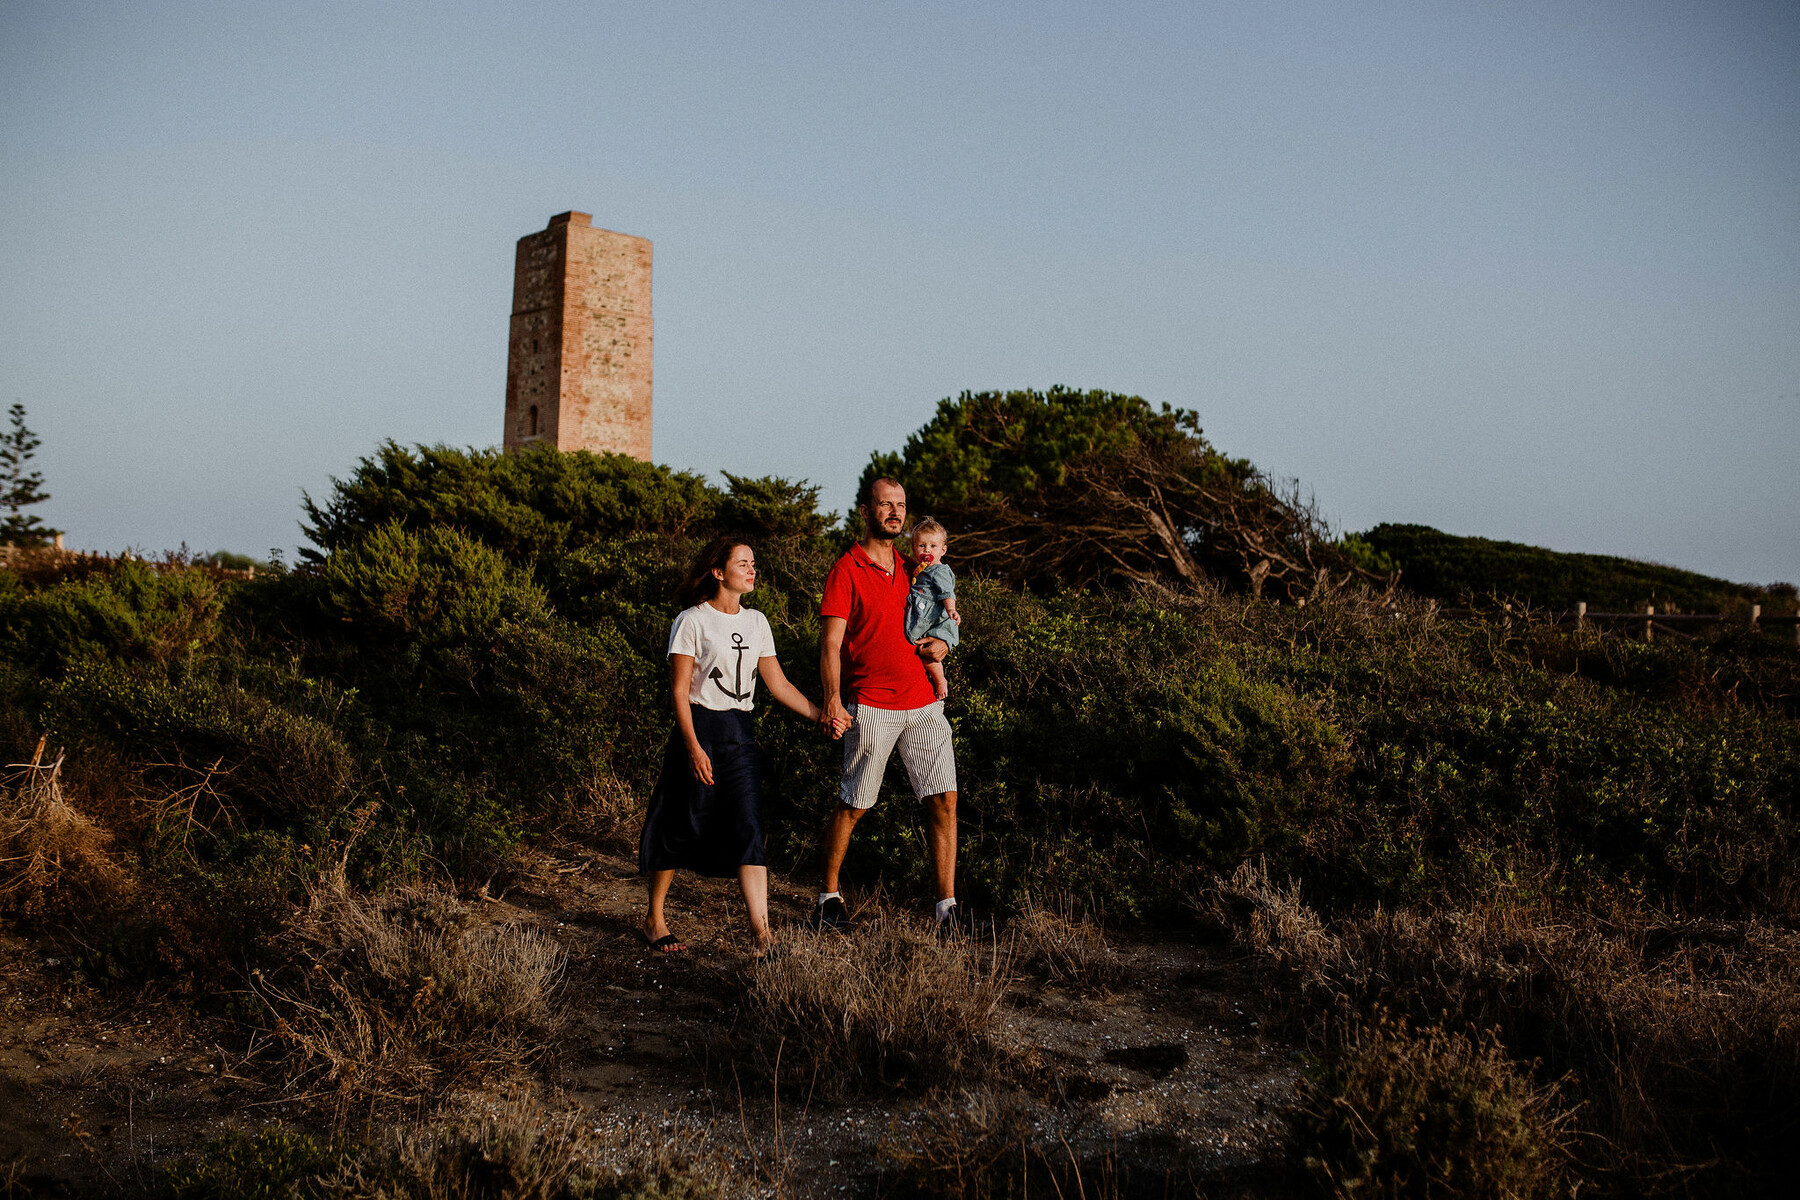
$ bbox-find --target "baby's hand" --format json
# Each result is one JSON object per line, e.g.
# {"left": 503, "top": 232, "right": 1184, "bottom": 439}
{"left": 945, "top": 599, "right": 961, "bottom": 624}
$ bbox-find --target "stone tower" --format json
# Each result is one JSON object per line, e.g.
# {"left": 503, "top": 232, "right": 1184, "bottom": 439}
{"left": 504, "top": 212, "right": 652, "bottom": 459}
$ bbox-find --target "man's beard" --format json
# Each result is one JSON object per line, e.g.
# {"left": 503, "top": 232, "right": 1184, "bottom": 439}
{"left": 868, "top": 522, "right": 902, "bottom": 541}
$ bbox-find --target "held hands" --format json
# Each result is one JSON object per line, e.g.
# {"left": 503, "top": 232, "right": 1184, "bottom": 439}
{"left": 823, "top": 697, "right": 853, "bottom": 741}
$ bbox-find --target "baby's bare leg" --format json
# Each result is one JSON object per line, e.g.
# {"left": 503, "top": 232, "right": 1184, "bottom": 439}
{"left": 923, "top": 656, "right": 949, "bottom": 700}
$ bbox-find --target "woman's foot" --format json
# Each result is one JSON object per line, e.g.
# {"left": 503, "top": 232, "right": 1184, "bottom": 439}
{"left": 641, "top": 923, "right": 687, "bottom": 953}
{"left": 749, "top": 930, "right": 778, "bottom": 959}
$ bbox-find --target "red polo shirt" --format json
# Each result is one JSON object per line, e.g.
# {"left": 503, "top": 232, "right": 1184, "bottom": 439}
{"left": 820, "top": 543, "right": 939, "bottom": 711}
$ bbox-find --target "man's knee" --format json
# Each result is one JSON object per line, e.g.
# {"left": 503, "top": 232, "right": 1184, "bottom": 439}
{"left": 923, "top": 790, "right": 957, "bottom": 820}
{"left": 832, "top": 803, "right": 870, "bottom": 827}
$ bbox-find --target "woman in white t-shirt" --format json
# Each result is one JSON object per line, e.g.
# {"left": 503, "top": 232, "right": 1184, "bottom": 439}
{"left": 639, "top": 536, "right": 824, "bottom": 957}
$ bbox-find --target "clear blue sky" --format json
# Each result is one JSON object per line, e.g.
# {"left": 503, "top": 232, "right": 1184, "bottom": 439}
{"left": 3, "top": 0, "right": 1796, "bottom": 582}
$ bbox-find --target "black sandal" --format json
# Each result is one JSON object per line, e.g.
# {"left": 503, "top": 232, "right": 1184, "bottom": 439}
{"left": 640, "top": 930, "right": 687, "bottom": 953}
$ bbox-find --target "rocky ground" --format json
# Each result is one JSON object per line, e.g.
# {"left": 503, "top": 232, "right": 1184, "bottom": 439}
{"left": 0, "top": 842, "right": 1300, "bottom": 1197}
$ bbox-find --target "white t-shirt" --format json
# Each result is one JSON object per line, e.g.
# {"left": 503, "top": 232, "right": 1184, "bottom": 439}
{"left": 667, "top": 602, "right": 778, "bottom": 712}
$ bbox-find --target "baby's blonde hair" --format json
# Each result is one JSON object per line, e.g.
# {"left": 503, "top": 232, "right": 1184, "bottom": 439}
{"left": 912, "top": 517, "right": 947, "bottom": 543}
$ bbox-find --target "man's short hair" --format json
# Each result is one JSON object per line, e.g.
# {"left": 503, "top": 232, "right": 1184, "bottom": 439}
{"left": 857, "top": 475, "right": 904, "bottom": 512}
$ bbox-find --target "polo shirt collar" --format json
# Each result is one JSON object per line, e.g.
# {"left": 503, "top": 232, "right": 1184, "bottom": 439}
{"left": 854, "top": 543, "right": 903, "bottom": 576}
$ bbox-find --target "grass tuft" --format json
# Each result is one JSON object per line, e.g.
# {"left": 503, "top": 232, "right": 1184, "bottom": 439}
{"left": 253, "top": 871, "right": 565, "bottom": 1102}
{"left": 877, "top": 1092, "right": 1127, "bottom": 1200}
{"left": 733, "top": 915, "right": 1013, "bottom": 1096}
{"left": 1006, "top": 907, "right": 1125, "bottom": 991}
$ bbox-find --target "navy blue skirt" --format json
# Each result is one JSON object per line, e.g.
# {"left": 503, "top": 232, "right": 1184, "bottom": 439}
{"left": 639, "top": 705, "right": 766, "bottom": 878}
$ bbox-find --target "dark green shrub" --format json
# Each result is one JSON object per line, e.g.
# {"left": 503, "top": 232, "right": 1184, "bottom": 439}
{"left": 1292, "top": 1014, "right": 1572, "bottom": 1200}
{"left": 90, "top": 828, "right": 308, "bottom": 978}
{"left": 46, "top": 661, "right": 357, "bottom": 823}
{"left": 716, "top": 472, "right": 831, "bottom": 538}
{"left": 861, "top": 387, "right": 1380, "bottom": 598}
{"left": 300, "top": 442, "right": 719, "bottom": 563}
{"left": 155, "top": 1126, "right": 345, "bottom": 1199}
{"left": 1361, "top": 523, "right": 1794, "bottom": 614}
{"left": 319, "top": 522, "right": 546, "bottom": 647}
{"left": 545, "top": 534, "right": 693, "bottom": 653}
{"left": 0, "top": 559, "right": 224, "bottom": 673}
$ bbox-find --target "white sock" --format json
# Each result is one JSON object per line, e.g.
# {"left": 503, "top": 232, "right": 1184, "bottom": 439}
{"left": 935, "top": 898, "right": 957, "bottom": 923}
{"left": 818, "top": 892, "right": 842, "bottom": 905}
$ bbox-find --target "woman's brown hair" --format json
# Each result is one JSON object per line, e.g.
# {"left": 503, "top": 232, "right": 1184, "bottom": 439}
{"left": 675, "top": 536, "right": 753, "bottom": 609}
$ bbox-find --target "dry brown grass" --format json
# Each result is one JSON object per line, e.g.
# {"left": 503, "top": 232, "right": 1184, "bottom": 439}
{"left": 323, "top": 1100, "right": 721, "bottom": 1200}
{"left": 0, "top": 739, "right": 127, "bottom": 915}
{"left": 877, "top": 1092, "right": 1128, "bottom": 1200}
{"left": 570, "top": 769, "right": 645, "bottom": 845}
{"left": 1006, "top": 907, "right": 1125, "bottom": 992}
{"left": 253, "top": 870, "right": 566, "bottom": 1104}
{"left": 731, "top": 915, "right": 1014, "bottom": 1097}
{"left": 1204, "top": 861, "right": 1800, "bottom": 1196}
{"left": 155, "top": 1100, "right": 722, "bottom": 1200}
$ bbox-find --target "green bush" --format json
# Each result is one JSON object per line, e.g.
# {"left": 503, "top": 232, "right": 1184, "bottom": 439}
{"left": 45, "top": 660, "right": 358, "bottom": 823}
{"left": 319, "top": 522, "right": 546, "bottom": 647}
{"left": 0, "top": 559, "right": 224, "bottom": 673}
{"left": 300, "top": 442, "right": 721, "bottom": 564}
{"left": 860, "top": 387, "right": 1364, "bottom": 597}
{"left": 1292, "top": 1014, "right": 1572, "bottom": 1200}
{"left": 1361, "top": 522, "right": 1795, "bottom": 614}
{"left": 155, "top": 1126, "right": 345, "bottom": 1200}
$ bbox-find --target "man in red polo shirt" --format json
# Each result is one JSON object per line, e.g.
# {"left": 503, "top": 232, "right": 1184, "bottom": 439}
{"left": 810, "top": 476, "right": 968, "bottom": 935}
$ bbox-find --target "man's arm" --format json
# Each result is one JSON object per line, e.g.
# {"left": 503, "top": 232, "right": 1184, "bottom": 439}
{"left": 819, "top": 615, "right": 852, "bottom": 738}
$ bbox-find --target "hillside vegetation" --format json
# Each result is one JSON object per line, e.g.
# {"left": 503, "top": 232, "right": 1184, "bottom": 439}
{"left": 1362, "top": 522, "right": 1798, "bottom": 614}
{"left": 2, "top": 390, "right": 1797, "bottom": 1195}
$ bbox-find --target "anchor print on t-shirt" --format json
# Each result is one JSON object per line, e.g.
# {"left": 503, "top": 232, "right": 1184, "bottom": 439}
{"left": 710, "top": 632, "right": 754, "bottom": 702}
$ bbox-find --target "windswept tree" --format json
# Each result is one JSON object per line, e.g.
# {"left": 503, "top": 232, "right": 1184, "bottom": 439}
{"left": 1, "top": 402, "right": 58, "bottom": 547}
{"left": 863, "top": 387, "right": 1395, "bottom": 601}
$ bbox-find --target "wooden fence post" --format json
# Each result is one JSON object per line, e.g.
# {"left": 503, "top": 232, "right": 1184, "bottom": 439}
{"left": 1576, "top": 601, "right": 1586, "bottom": 630}
{"left": 1750, "top": 604, "right": 1760, "bottom": 631}
{"left": 1644, "top": 604, "right": 1654, "bottom": 642}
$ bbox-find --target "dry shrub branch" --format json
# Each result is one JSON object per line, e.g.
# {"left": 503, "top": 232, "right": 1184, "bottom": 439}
{"left": 0, "top": 736, "right": 125, "bottom": 915}
{"left": 733, "top": 917, "right": 1013, "bottom": 1097}
{"left": 253, "top": 865, "right": 565, "bottom": 1103}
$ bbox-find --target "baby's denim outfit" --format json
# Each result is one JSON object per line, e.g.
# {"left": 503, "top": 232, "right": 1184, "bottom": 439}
{"left": 905, "top": 563, "right": 959, "bottom": 648}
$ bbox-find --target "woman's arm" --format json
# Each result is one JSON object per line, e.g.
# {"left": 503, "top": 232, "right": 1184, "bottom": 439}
{"left": 758, "top": 656, "right": 823, "bottom": 723}
{"left": 670, "top": 654, "right": 713, "bottom": 785}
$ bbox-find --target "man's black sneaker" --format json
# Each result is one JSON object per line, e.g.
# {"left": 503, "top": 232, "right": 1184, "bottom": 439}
{"left": 808, "top": 895, "right": 850, "bottom": 933}
{"left": 935, "top": 903, "right": 988, "bottom": 941}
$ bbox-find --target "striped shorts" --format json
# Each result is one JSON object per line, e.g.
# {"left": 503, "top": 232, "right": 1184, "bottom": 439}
{"left": 839, "top": 700, "right": 958, "bottom": 809}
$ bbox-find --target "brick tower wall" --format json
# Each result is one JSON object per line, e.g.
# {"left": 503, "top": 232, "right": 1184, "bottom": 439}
{"left": 504, "top": 212, "right": 652, "bottom": 459}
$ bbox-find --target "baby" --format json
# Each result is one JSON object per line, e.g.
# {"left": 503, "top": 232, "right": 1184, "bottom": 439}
{"left": 906, "top": 517, "right": 960, "bottom": 700}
